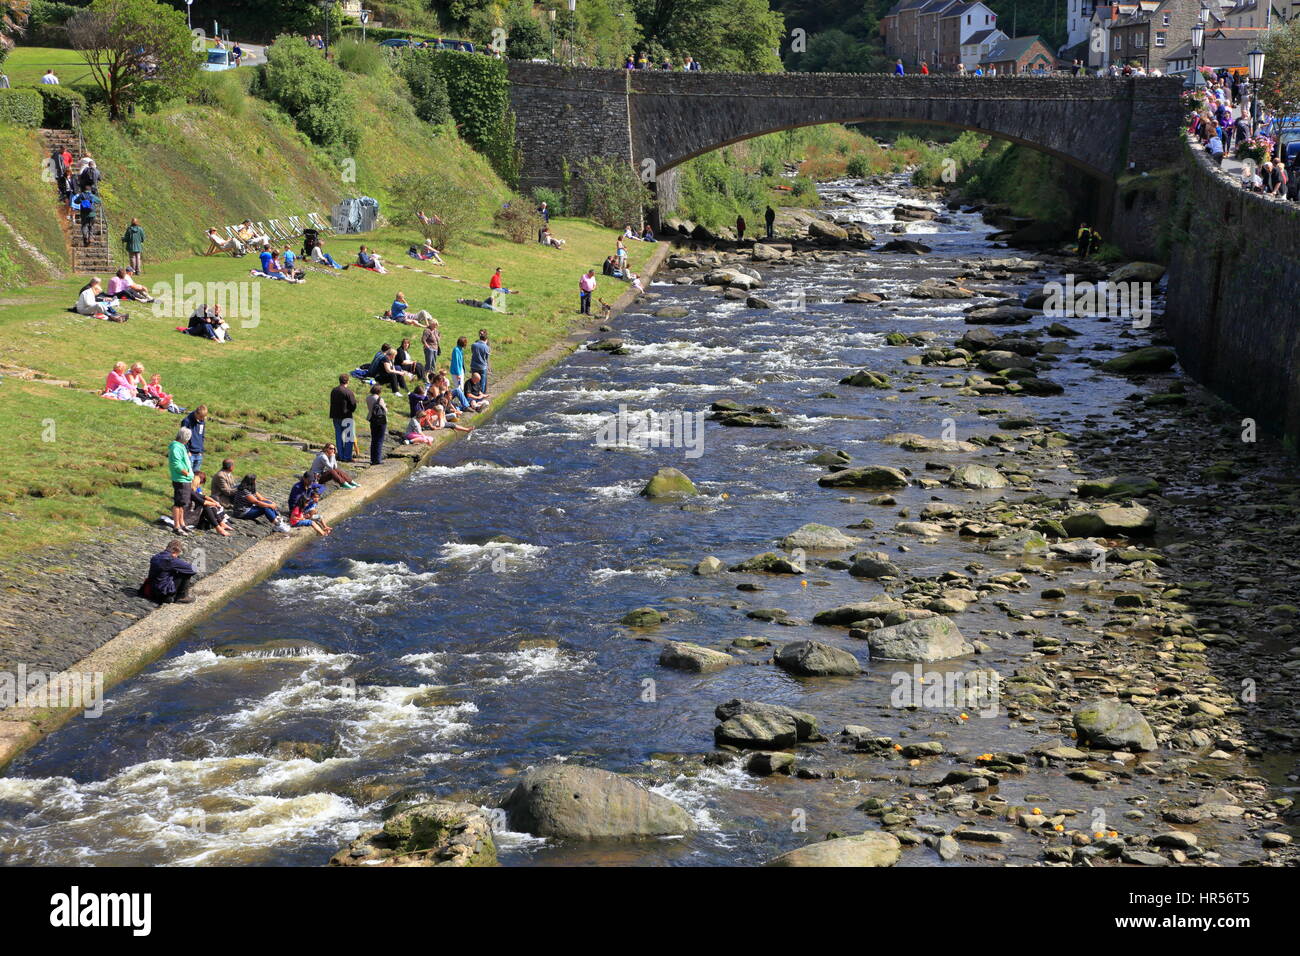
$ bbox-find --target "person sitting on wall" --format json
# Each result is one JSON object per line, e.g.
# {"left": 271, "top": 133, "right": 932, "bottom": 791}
{"left": 139, "top": 539, "right": 198, "bottom": 603}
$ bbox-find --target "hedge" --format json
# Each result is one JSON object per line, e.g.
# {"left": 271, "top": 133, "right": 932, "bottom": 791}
{"left": 27, "top": 84, "right": 87, "bottom": 128}
{"left": 0, "top": 89, "right": 43, "bottom": 128}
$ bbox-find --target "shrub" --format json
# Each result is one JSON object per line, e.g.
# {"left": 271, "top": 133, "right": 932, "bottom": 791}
{"left": 0, "top": 88, "right": 42, "bottom": 128}
{"left": 27, "top": 0, "right": 80, "bottom": 47}
{"left": 393, "top": 47, "right": 450, "bottom": 126}
{"left": 845, "top": 153, "right": 871, "bottom": 179}
{"left": 28, "top": 83, "right": 86, "bottom": 128}
{"left": 532, "top": 185, "right": 565, "bottom": 217}
{"left": 389, "top": 169, "right": 486, "bottom": 249}
{"left": 493, "top": 197, "right": 539, "bottom": 243}
{"left": 335, "top": 37, "right": 387, "bottom": 77}
{"left": 574, "top": 156, "right": 650, "bottom": 228}
{"left": 259, "top": 34, "right": 359, "bottom": 153}
{"left": 187, "top": 68, "right": 249, "bottom": 119}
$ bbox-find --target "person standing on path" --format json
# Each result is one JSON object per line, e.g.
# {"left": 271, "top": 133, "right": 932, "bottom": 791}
{"left": 330, "top": 373, "right": 357, "bottom": 462}
{"left": 366, "top": 385, "right": 388, "bottom": 465}
{"left": 168, "top": 427, "right": 195, "bottom": 535}
{"left": 764, "top": 205, "right": 775, "bottom": 239}
{"left": 181, "top": 405, "right": 207, "bottom": 472}
{"left": 579, "top": 269, "right": 596, "bottom": 315}
{"left": 449, "top": 335, "right": 467, "bottom": 390}
{"left": 123, "top": 218, "right": 145, "bottom": 275}
{"left": 470, "top": 329, "right": 491, "bottom": 393}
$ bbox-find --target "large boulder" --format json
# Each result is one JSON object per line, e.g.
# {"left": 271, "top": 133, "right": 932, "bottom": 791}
{"left": 1076, "top": 475, "right": 1161, "bottom": 499}
{"left": 329, "top": 801, "right": 497, "bottom": 867}
{"left": 501, "top": 765, "right": 695, "bottom": 839}
{"left": 773, "top": 640, "right": 861, "bottom": 676}
{"left": 1109, "top": 261, "right": 1166, "bottom": 283}
{"left": 808, "top": 218, "right": 849, "bottom": 241}
{"left": 947, "top": 463, "right": 1009, "bottom": 489}
{"left": 730, "top": 551, "right": 804, "bottom": 574}
{"left": 715, "top": 699, "right": 819, "bottom": 741}
{"left": 767, "top": 832, "right": 901, "bottom": 867}
{"left": 1073, "top": 699, "right": 1157, "bottom": 752}
{"left": 1061, "top": 504, "right": 1156, "bottom": 537}
{"left": 715, "top": 711, "right": 798, "bottom": 750}
{"left": 848, "top": 551, "right": 901, "bottom": 579}
{"left": 817, "top": 466, "right": 908, "bottom": 489}
{"left": 839, "top": 369, "right": 892, "bottom": 388}
{"left": 704, "top": 268, "right": 761, "bottom": 290}
{"left": 659, "top": 641, "right": 734, "bottom": 674}
{"left": 1100, "top": 347, "right": 1177, "bottom": 374}
{"left": 641, "top": 467, "right": 698, "bottom": 498}
{"left": 780, "top": 523, "right": 861, "bottom": 551}
{"left": 813, "top": 600, "right": 905, "bottom": 626}
{"left": 866, "top": 616, "right": 974, "bottom": 662}
{"left": 880, "top": 239, "right": 932, "bottom": 254}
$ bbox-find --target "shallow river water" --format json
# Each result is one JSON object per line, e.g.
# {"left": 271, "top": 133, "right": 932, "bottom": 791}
{"left": 3, "top": 176, "right": 1247, "bottom": 867}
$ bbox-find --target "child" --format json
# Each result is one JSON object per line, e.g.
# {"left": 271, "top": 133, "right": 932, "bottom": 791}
{"left": 289, "top": 488, "right": 332, "bottom": 536}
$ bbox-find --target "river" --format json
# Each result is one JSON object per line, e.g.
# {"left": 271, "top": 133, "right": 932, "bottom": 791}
{"left": 1, "top": 174, "right": 1268, "bottom": 867}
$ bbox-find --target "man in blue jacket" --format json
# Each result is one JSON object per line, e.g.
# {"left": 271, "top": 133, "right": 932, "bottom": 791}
{"left": 140, "top": 540, "right": 198, "bottom": 603}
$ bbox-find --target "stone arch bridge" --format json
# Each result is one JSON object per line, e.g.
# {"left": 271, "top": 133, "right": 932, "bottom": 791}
{"left": 507, "top": 64, "right": 1185, "bottom": 215}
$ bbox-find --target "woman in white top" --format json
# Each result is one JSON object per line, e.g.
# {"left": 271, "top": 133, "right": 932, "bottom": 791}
{"left": 75, "top": 277, "right": 125, "bottom": 318}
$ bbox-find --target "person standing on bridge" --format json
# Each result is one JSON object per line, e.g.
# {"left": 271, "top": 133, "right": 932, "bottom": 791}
{"left": 894, "top": 59, "right": 905, "bottom": 76}
{"left": 765, "top": 205, "right": 775, "bottom": 239}
{"left": 920, "top": 61, "right": 929, "bottom": 75}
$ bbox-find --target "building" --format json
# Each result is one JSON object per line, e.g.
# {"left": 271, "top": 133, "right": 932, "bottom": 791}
{"left": 961, "top": 27, "right": 1010, "bottom": 70}
{"left": 1164, "top": 33, "right": 1252, "bottom": 71}
{"left": 1104, "top": 0, "right": 1207, "bottom": 70}
{"left": 882, "top": 0, "right": 999, "bottom": 70}
{"left": 1065, "top": 0, "right": 1099, "bottom": 49}
{"left": 978, "top": 35, "right": 1057, "bottom": 73}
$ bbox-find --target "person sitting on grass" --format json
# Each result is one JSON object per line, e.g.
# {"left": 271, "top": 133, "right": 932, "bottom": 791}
{"left": 387, "top": 292, "right": 434, "bottom": 326}
{"left": 356, "top": 245, "right": 387, "bottom": 273}
{"left": 369, "top": 346, "right": 413, "bottom": 396}
{"left": 186, "top": 471, "right": 233, "bottom": 536}
{"left": 139, "top": 539, "right": 198, "bottom": 604}
{"left": 311, "top": 240, "right": 344, "bottom": 269}
{"left": 232, "top": 474, "right": 289, "bottom": 532}
{"left": 539, "top": 225, "right": 565, "bottom": 249}
{"left": 311, "top": 443, "right": 358, "bottom": 488}
{"left": 76, "top": 277, "right": 127, "bottom": 320}
{"left": 125, "top": 362, "right": 148, "bottom": 397}
{"left": 204, "top": 227, "right": 245, "bottom": 256}
{"left": 187, "top": 303, "right": 231, "bottom": 341}
{"left": 641, "top": 223, "right": 655, "bottom": 241}
{"left": 146, "top": 373, "right": 181, "bottom": 412}
{"left": 409, "top": 239, "right": 444, "bottom": 263}
{"left": 256, "top": 248, "right": 301, "bottom": 283}
{"left": 103, "top": 361, "right": 140, "bottom": 402}
{"left": 107, "top": 268, "right": 154, "bottom": 302}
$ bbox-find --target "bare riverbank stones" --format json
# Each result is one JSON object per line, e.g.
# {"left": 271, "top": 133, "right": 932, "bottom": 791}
{"left": 329, "top": 801, "right": 497, "bottom": 867}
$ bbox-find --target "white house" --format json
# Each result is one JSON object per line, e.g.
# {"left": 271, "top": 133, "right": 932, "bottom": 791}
{"left": 960, "top": 26, "right": 1009, "bottom": 70}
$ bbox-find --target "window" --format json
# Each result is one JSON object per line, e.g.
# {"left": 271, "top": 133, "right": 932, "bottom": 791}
{"left": 1162, "top": 13, "right": 1170, "bottom": 26}
{"left": 1114, "top": 35, "right": 1122, "bottom": 50}
{"left": 1136, "top": 33, "right": 1145, "bottom": 48}
{"left": 1155, "top": 31, "right": 1165, "bottom": 47}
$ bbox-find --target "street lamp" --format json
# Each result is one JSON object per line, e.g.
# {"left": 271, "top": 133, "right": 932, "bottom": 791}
{"left": 1191, "top": 21, "right": 1203, "bottom": 73}
{"left": 1248, "top": 45, "right": 1265, "bottom": 131}
{"left": 319, "top": 1, "right": 333, "bottom": 57}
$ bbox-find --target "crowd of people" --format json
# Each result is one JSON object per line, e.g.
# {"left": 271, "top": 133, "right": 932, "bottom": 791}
{"left": 1188, "top": 68, "right": 1297, "bottom": 200}
{"left": 624, "top": 53, "right": 703, "bottom": 71}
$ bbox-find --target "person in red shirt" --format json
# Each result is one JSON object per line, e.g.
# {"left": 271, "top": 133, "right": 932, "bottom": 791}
{"left": 920, "top": 62, "right": 930, "bottom": 75}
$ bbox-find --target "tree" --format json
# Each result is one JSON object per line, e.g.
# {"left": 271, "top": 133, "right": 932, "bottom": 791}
{"left": 66, "top": 0, "right": 196, "bottom": 119}
{"left": 575, "top": 156, "right": 650, "bottom": 227}
{"left": 260, "top": 34, "right": 359, "bottom": 152}
{"left": 1263, "top": 19, "right": 1300, "bottom": 117}
{"left": 0, "top": 1, "right": 30, "bottom": 66}
{"left": 389, "top": 170, "right": 488, "bottom": 250}
{"left": 632, "top": 0, "right": 784, "bottom": 72}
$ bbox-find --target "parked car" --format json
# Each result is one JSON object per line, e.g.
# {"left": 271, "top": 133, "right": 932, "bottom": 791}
{"left": 201, "top": 48, "right": 235, "bottom": 71}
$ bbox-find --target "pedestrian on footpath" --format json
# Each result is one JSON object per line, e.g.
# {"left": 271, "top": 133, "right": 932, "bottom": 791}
{"left": 123, "top": 218, "right": 145, "bottom": 275}
{"left": 366, "top": 385, "right": 388, "bottom": 465}
{"left": 471, "top": 329, "right": 491, "bottom": 393}
{"left": 579, "top": 269, "right": 597, "bottom": 315}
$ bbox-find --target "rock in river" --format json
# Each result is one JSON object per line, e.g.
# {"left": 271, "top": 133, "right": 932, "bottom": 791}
{"left": 716, "top": 698, "right": 820, "bottom": 740}
{"left": 818, "top": 466, "right": 908, "bottom": 490}
{"left": 774, "top": 640, "right": 862, "bottom": 676}
{"left": 330, "top": 800, "right": 497, "bottom": 867}
{"left": 866, "top": 616, "right": 974, "bottom": 662}
{"left": 946, "top": 463, "right": 1009, "bottom": 489}
{"left": 1100, "top": 347, "right": 1177, "bottom": 374}
{"left": 1061, "top": 504, "right": 1156, "bottom": 537}
{"left": 659, "top": 641, "right": 734, "bottom": 674}
{"left": 780, "top": 522, "right": 861, "bottom": 551}
{"left": 641, "top": 467, "right": 698, "bottom": 498}
{"left": 1073, "top": 699, "right": 1157, "bottom": 752}
{"left": 767, "top": 832, "right": 901, "bottom": 867}
{"left": 501, "top": 764, "right": 695, "bottom": 839}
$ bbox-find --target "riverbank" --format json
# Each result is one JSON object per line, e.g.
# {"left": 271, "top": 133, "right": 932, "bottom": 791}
{"left": 0, "top": 239, "right": 670, "bottom": 772}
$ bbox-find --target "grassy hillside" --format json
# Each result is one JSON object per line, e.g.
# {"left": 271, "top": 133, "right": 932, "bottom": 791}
{"left": 0, "top": 42, "right": 652, "bottom": 568}
{"left": 0, "top": 125, "right": 71, "bottom": 289}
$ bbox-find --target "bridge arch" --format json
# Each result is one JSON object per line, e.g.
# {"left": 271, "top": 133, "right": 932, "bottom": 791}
{"left": 507, "top": 64, "right": 1184, "bottom": 201}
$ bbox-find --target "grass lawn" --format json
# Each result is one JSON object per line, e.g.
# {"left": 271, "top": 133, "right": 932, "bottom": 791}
{"left": 2, "top": 46, "right": 97, "bottom": 87}
{"left": 0, "top": 220, "right": 653, "bottom": 567}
